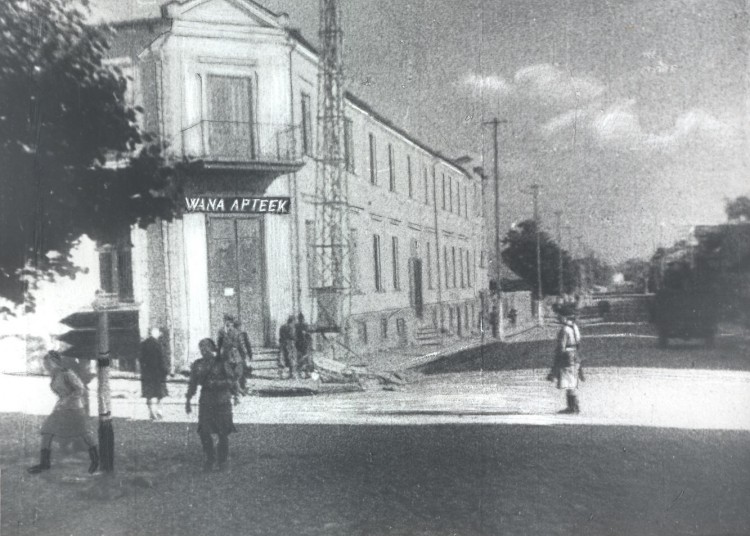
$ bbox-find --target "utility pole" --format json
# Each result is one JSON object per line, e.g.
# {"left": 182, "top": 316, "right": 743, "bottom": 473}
{"left": 531, "top": 183, "right": 543, "bottom": 324}
{"left": 576, "top": 235, "right": 586, "bottom": 292}
{"left": 95, "top": 305, "right": 114, "bottom": 472}
{"left": 482, "top": 118, "right": 508, "bottom": 340}
{"left": 563, "top": 224, "right": 573, "bottom": 292}
{"left": 555, "top": 210, "right": 563, "bottom": 297}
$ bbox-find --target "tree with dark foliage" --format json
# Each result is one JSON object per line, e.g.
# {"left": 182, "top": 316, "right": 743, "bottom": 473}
{"left": 501, "top": 220, "right": 578, "bottom": 297}
{"left": 0, "top": 0, "right": 186, "bottom": 313}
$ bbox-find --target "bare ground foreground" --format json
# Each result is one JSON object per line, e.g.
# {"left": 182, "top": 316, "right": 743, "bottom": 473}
{"left": 2, "top": 326, "right": 749, "bottom": 536}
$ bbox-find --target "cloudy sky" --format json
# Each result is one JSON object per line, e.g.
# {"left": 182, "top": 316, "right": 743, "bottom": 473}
{"left": 93, "top": 0, "right": 749, "bottom": 263}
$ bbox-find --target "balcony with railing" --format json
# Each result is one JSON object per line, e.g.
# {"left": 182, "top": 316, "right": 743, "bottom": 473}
{"left": 181, "top": 120, "right": 304, "bottom": 175}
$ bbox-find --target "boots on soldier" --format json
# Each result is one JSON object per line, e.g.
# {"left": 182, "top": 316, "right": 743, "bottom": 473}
{"left": 27, "top": 448, "right": 51, "bottom": 474}
{"left": 558, "top": 392, "right": 575, "bottom": 414}
{"left": 571, "top": 394, "right": 580, "bottom": 414}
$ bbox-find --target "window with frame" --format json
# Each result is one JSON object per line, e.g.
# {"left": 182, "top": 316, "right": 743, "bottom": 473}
{"left": 358, "top": 321, "right": 368, "bottom": 344}
{"left": 98, "top": 229, "right": 134, "bottom": 303}
{"left": 457, "top": 183, "right": 462, "bottom": 216}
{"left": 392, "top": 236, "right": 400, "bottom": 290}
{"left": 449, "top": 177, "right": 453, "bottom": 213}
{"left": 407, "top": 155, "right": 413, "bottom": 198}
{"left": 442, "top": 174, "right": 446, "bottom": 210}
{"left": 444, "top": 246, "right": 450, "bottom": 288}
{"left": 480, "top": 250, "right": 486, "bottom": 268}
{"left": 464, "top": 185, "right": 469, "bottom": 218}
{"left": 344, "top": 118, "right": 355, "bottom": 172}
{"left": 373, "top": 234, "right": 383, "bottom": 291}
{"left": 467, "top": 249, "right": 472, "bottom": 287}
{"left": 301, "top": 92, "right": 312, "bottom": 156}
{"left": 459, "top": 247, "right": 465, "bottom": 288}
{"left": 426, "top": 241, "right": 433, "bottom": 289}
{"left": 380, "top": 316, "right": 388, "bottom": 339}
{"left": 349, "top": 228, "right": 359, "bottom": 292}
{"left": 423, "top": 167, "right": 430, "bottom": 205}
{"left": 388, "top": 143, "right": 396, "bottom": 192}
{"left": 207, "top": 75, "right": 255, "bottom": 159}
{"left": 369, "top": 133, "right": 378, "bottom": 185}
{"left": 396, "top": 318, "right": 406, "bottom": 336}
{"left": 452, "top": 246, "right": 457, "bottom": 288}
{"left": 305, "top": 220, "right": 317, "bottom": 288}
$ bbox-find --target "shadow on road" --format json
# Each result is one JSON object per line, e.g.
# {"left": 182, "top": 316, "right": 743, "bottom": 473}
{"left": 418, "top": 331, "right": 750, "bottom": 375}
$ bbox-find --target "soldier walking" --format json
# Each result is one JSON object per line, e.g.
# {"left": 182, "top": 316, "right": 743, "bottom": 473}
{"left": 547, "top": 304, "right": 584, "bottom": 414}
{"left": 185, "top": 338, "right": 240, "bottom": 472}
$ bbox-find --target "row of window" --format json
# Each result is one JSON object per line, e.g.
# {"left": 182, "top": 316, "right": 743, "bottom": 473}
{"left": 356, "top": 302, "right": 479, "bottom": 344}
{"left": 300, "top": 93, "right": 478, "bottom": 219}
{"left": 372, "top": 233, "right": 475, "bottom": 293}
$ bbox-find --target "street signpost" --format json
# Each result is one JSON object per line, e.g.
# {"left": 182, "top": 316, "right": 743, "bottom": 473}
{"left": 59, "top": 307, "right": 139, "bottom": 473}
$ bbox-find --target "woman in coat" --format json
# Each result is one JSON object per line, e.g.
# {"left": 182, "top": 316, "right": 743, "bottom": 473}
{"left": 185, "top": 338, "right": 240, "bottom": 472}
{"left": 27, "top": 351, "right": 99, "bottom": 474}
{"left": 139, "top": 328, "right": 170, "bottom": 420}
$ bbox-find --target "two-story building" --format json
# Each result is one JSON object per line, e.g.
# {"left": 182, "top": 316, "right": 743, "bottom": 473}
{"left": 99, "top": 0, "right": 489, "bottom": 369}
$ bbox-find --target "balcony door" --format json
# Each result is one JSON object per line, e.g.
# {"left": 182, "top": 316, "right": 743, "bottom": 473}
{"left": 207, "top": 75, "right": 255, "bottom": 160}
{"left": 207, "top": 217, "right": 267, "bottom": 346}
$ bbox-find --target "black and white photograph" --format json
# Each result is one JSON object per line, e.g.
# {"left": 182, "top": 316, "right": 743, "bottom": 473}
{"left": 1, "top": 0, "right": 749, "bottom": 534}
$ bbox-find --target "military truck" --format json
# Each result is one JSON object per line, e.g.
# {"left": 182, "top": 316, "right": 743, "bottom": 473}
{"left": 650, "top": 289, "right": 719, "bottom": 348}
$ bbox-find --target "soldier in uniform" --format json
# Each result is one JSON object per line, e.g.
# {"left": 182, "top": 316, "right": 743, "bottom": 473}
{"left": 185, "top": 338, "right": 240, "bottom": 472}
{"left": 295, "top": 313, "right": 314, "bottom": 378}
{"left": 217, "top": 314, "right": 245, "bottom": 393}
{"left": 547, "top": 304, "right": 584, "bottom": 414}
{"left": 278, "top": 315, "right": 297, "bottom": 379}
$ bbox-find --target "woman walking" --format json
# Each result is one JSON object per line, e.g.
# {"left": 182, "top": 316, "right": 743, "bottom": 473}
{"left": 185, "top": 338, "right": 240, "bottom": 472}
{"left": 139, "top": 328, "right": 170, "bottom": 420}
{"left": 27, "top": 351, "right": 99, "bottom": 474}
{"left": 547, "top": 305, "right": 584, "bottom": 414}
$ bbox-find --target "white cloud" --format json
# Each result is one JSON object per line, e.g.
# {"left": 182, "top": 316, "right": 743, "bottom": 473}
{"left": 513, "top": 64, "right": 605, "bottom": 108}
{"left": 542, "top": 99, "right": 735, "bottom": 153}
{"left": 462, "top": 73, "right": 512, "bottom": 96}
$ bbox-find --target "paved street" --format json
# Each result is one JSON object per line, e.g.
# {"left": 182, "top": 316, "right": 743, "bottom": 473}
{"left": 2, "top": 326, "right": 749, "bottom": 535}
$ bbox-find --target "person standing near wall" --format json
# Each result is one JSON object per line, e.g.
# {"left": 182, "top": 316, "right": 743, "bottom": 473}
{"left": 139, "top": 328, "right": 170, "bottom": 420}
{"left": 234, "top": 319, "right": 253, "bottom": 390}
{"left": 295, "top": 313, "right": 313, "bottom": 379}
{"left": 278, "top": 316, "right": 297, "bottom": 379}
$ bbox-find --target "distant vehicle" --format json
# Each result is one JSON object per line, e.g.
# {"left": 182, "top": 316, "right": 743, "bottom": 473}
{"left": 650, "top": 289, "right": 719, "bottom": 348}
{"left": 592, "top": 285, "right": 609, "bottom": 294}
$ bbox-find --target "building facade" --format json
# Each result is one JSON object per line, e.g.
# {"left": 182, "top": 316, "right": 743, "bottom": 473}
{"left": 102, "top": 0, "right": 489, "bottom": 369}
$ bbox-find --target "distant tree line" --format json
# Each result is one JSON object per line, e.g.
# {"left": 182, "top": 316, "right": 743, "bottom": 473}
{"left": 500, "top": 220, "right": 613, "bottom": 298}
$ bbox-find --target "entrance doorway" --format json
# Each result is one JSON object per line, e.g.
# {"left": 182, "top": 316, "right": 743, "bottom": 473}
{"left": 412, "top": 259, "right": 424, "bottom": 319}
{"left": 207, "top": 216, "right": 267, "bottom": 345}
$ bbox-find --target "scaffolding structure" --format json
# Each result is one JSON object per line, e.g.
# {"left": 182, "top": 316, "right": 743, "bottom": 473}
{"left": 311, "top": 0, "right": 350, "bottom": 333}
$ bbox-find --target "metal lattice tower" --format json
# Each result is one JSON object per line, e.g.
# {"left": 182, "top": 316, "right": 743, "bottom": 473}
{"left": 312, "top": 0, "right": 350, "bottom": 330}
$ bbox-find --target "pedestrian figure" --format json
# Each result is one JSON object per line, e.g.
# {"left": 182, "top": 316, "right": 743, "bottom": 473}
{"left": 278, "top": 315, "right": 297, "bottom": 379}
{"left": 547, "top": 305, "right": 584, "bottom": 414}
{"left": 185, "top": 338, "right": 240, "bottom": 472}
{"left": 139, "top": 327, "right": 170, "bottom": 420}
{"left": 295, "top": 313, "right": 314, "bottom": 378}
{"left": 508, "top": 307, "right": 518, "bottom": 327}
{"left": 489, "top": 305, "right": 499, "bottom": 338}
{"left": 217, "top": 314, "right": 247, "bottom": 393}
{"left": 234, "top": 319, "right": 253, "bottom": 388}
{"left": 27, "top": 351, "right": 99, "bottom": 475}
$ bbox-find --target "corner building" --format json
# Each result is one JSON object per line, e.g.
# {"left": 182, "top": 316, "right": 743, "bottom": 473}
{"left": 106, "top": 0, "right": 489, "bottom": 369}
